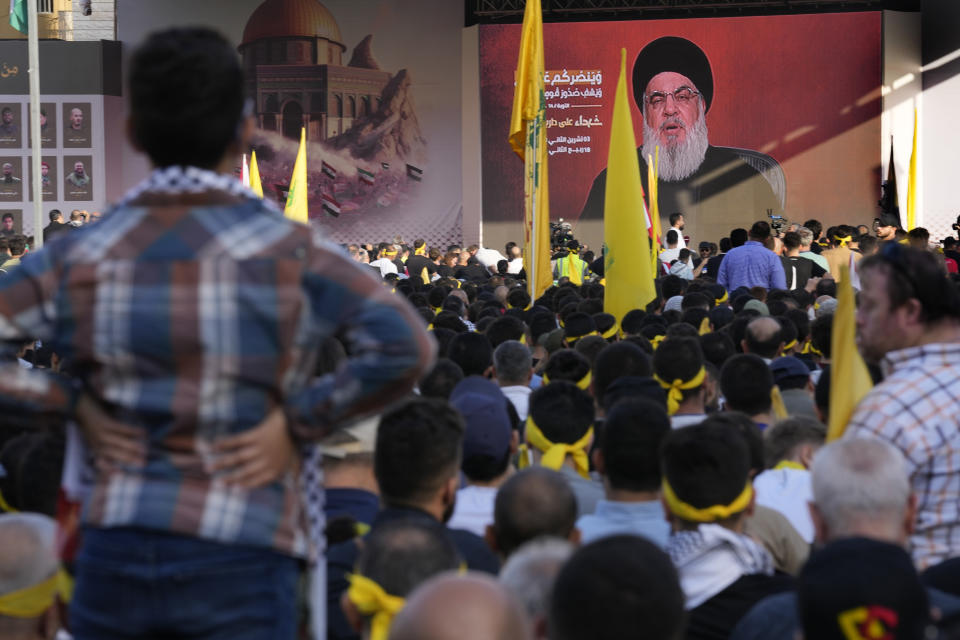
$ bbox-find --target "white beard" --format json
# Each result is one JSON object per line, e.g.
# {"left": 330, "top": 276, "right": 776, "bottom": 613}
{"left": 642, "top": 107, "right": 709, "bottom": 182}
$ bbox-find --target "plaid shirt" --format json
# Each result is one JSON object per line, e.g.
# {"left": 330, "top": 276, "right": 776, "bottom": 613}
{"left": 0, "top": 183, "right": 433, "bottom": 557}
{"left": 846, "top": 342, "right": 960, "bottom": 569}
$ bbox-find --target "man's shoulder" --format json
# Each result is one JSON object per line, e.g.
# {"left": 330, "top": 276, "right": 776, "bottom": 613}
{"left": 729, "top": 590, "right": 798, "bottom": 640}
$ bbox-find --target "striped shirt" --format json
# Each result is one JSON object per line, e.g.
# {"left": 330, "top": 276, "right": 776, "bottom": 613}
{"left": 845, "top": 343, "right": 960, "bottom": 569}
{"left": 0, "top": 185, "right": 434, "bottom": 557}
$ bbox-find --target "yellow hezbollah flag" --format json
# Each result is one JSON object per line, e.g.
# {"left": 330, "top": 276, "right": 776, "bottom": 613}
{"left": 827, "top": 264, "right": 873, "bottom": 441}
{"left": 604, "top": 49, "right": 657, "bottom": 323}
{"left": 906, "top": 108, "right": 918, "bottom": 231}
{"left": 284, "top": 128, "right": 309, "bottom": 223}
{"left": 648, "top": 147, "right": 662, "bottom": 276}
{"left": 508, "top": 0, "right": 552, "bottom": 300}
{"left": 249, "top": 150, "right": 264, "bottom": 199}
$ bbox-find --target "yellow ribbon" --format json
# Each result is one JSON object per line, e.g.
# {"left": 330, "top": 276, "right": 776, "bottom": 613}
{"left": 601, "top": 323, "right": 619, "bottom": 340}
{"left": 542, "top": 370, "right": 592, "bottom": 391}
{"left": 836, "top": 236, "right": 852, "bottom": 248}
{"left": 650, "top": 334, "right": 666, "bottom": 350}
{"left": 0, "top": 568, "right": 72, "bottom": 618}
{"left": 801, "top": 342, "right": 823, "bottom": 357}
{"left": 347, "top": 574, "right": 406, "bottom": 640}
{"left": 0, "top": 489, "right": 18, "bottom": 513}
{"left": 519, "top": 333, "right": 527, "bottom": 345}
{"left": 783, "top": 339, "right": 797, "bottom": 351}
{"left": 698, "top": 316, "right": 711, "bottom": 336}
{"left": 523, "top": 416, "right": 593, "bottom": 479}
{"left": 414, "top": 247, "right": 427, "bottom": 256}
{"left": 716, "top": 290, "right": 729, "bottom": 304}
{"left": 774, "top": 460, "right": 806, "bottom": 471}
{"left": 771, "top": 385, "right": 789, "bottom": 420}
{"left": 662, "top": 479, "right": 753, "bottom": 523}
{"left": 654, "top": 368, "right": 706, "bottom": 415}
{"left": 383, "top": 250, "right": 398, "bottom": 258}
{"left": 567, "top": 330, "right": 598, "bottom": 345}
{"left": 433, "top": 306, "right": 442, "bottom": 314}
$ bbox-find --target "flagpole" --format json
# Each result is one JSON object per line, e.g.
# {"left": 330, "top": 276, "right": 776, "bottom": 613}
{"left": 27, "top": 0, "right": 42, "bottom": 247}
{"left": 526, "top": 119, "right": 537, "bottom": 297}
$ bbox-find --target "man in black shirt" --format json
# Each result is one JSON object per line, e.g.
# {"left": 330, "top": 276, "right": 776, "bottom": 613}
{"left": 405, "top": 238, "right": 437, "bottom": 282}
{"left": 780, "top": 231, "right": 825, "bottom": 290}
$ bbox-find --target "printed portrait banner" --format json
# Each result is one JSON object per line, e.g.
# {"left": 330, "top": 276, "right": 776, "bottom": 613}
{"left": 0, "top": 156, "right": 23, "bottom": 200}
{"left": 63, "top": 155, "right": 93, "bottom": 201}
{"left": 0, "top": 103, "right": 21, "bottom": 149}
{"left": 479, "top": 12, "right": 882, "bottom": 245}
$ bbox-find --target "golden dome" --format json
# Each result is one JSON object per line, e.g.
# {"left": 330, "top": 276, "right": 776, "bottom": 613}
{"left": 241, "top": 0, "right": 344, "bottom": 48}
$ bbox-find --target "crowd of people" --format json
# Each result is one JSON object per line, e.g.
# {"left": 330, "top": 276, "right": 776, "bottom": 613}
{"left": 0, "top": 25, "right": 959, "bottom": 640}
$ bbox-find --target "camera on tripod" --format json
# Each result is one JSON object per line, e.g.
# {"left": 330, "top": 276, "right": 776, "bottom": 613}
{"left": 550, "top": 219, "right": 575, "bottom": 250}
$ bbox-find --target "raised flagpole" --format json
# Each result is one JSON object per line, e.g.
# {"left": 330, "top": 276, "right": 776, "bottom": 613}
{"left": 27, "top": 0, "right": 42, "bottom": 247}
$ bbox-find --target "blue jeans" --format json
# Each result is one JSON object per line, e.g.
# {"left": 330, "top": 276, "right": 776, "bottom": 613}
{"left": 70, "top": 527, "right": 300, "bottom": 640}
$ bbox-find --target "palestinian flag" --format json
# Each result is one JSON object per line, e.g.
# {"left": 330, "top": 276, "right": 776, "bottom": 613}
{"left": 406, "top": 164, "right": 423, "bottom": 181}
{"left": 381, "top": 161, "right": 390, "bottom": 170}
{"left": 358, "top": 168, "right": 375, "bottom": 185}
{"left": 321, "top": 192, "right": 341, "bottom": 217}
{"left": 322, "top": 161, "right": 337, "bottom": 179}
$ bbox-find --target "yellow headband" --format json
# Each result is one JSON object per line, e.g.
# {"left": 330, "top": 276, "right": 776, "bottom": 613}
{"left": 521, "top": 416, "right": 593, "bottom": 479}
{"left": 662, "top": 479, "right": 753, "bottom": 523}
{"left": 383, "top": 250, "right": 398, "bottom": 258}
{"left": 0, "top": 489, "right": 18, "bottom": 513}
{"left": 650, "top": 334, "right": 666, "bottom": 350}
{"left": 698, "top": 316, "right": 711, "bottom": 336}
{"left": 801, "top": 342, "right": 823, "bottom": 357}
{"left": 0, "top": 569, "right": 72, "bottom": 618}
{"left": 542, "top": 370, "right": 592, "bottom": 391}
{"left": 836, "top": 235, "right": 852, "bottom": 248}
{"left": 783, "top": 339, "right": 797, "bottom": 351}
{"left": 347, "top": 574, "right": 405, "bottom": 640}
{"left": 414, "top": 246, "right": 427, "bottom": 256}
{"left": 654, "top": 368, "right": 706, "bottom": 415}
{"left": 601, "top": 323, "right": 619, "bottom": 340}
{"left": 716, "top": 291, "right": 729, "bottom": 304}
{"left": 771, "top": 385, "right": 789, "bottom": 421}
{"left": 774, "top": 460, "right": 806, "bottom": 471}
{"left": 567, "top": 330, "right": 598, "bottom": 345}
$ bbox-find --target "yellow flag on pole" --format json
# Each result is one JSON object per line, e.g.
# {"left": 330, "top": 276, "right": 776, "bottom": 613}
{"left": 508, "top": 0, "right": 552, "bottom": 300}
{"left": 827, "top": 264, "right": 874, "bottom": 441}
{"left": 906, "top": 108, "right": 918, "bottom": 231}
{"left": 249, "top": 150, "right": 264, "bottom": 199}
{"left": 284, "top": 128, "right": 308, "bottom": 223}
{"left": 648, "top": 148, "right": 662, "bottom": 277}
{"left": 604, "top": 49, "right": 657, "bottom": 324}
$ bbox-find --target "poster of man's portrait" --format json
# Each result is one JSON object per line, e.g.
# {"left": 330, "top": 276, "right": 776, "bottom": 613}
{"left": 63, "top": 102, "right": 92, "bottom": 148}
{"left": 0, "top": 210, "right": 22, "bottom": 237}
{"left": 29, "top": 156, "right": 57, "bottom": 201}
{"left": 63, "top": 154, "right": 93, "bottom": 201}
{"left": 28, "top": 103, "right": 57, "bottom": 148}
{"left": 0, "top": 157, "right": 23, "bottom": 200}
{"left": 0, "top": 104, "right": 22, "bottom": 149}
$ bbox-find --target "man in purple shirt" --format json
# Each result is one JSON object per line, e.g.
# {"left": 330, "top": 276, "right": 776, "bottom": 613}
{"left": 717, "top": 221, "right": 787, "bottom": 292}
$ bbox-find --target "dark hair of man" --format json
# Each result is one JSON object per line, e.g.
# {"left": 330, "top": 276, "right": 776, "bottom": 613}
{"left": 574, "top": 335, "right": 608, "bottom": 367}
{"left": 447, "top": 332, "right": 493, "bottom": 377}
{"left": 577, "top": 298, "right": 603, "bottom": 316}
{"left": 419, "top": 358, "right": 464, "bottom": 400}
{"left": 528, "top": 381, "right": 594, "bottom": 444}
{"left": 602, "top": 399, "right": 669, "bottom": 492}
{"left": 413, "top": 238, "right": 426, "bottom": 250}
{"left": 558, "top": 301, "right": 581, "bottom": 326}
{"left": 441, "top": 298, "right": 465, "bottom": 318}
{"left": 486, "top": 315, "right": 525, "bottom": 349}
{"left": 775, "top": 315, "right": 798, "bottom": 350}
{"left": 428, "top": 328, "right": 455, "bottom": 359}
{"left": 494, "top": 340, "right": 531, "bottom": 386}
{"left": 860, "top": 246, "right": 960, "bottom": 324}
{"left": 766, "top": 299, "right": 788, "bottom": 318}
{"left": 804, "top": 219, "right": 822, "bottom": 239}
{"left": 719, "top": 237, "right": 732, "bottom": 253}
{"left": 907, "top": 227, "right": 930, "bottom": 243}
{"left": 669, "top": 212, "right": 683, "bottom": 227}
{"left": 6, "top": 235, "right": 26, "bottom": 257}
{"left": 699, "top": 332, "right": 735, "bottom": 369}
{"left": 620, "top": 309, "right": 646, "bottom": 335}
{"left": 542, "top": 349, "right": 590, "bottom": 385}
{"left": 682, "top": 292, "right": 711, "bottom": 311}
{"left": 48, "top": 209, "right": 61, "bottom": 222}
{"left": 549, "top": 535, "right": 684, "bottom": 640}
{"left": 730, "top": 228, "right": 749, "bottom": 247}
{"left": 661, "top": 275, "right": 686, "bottom": 300}
{"left": 666, "top": 229, "right": 679, "bottom": 246}
{"left": 744, "top": 317, "right": 782, "bottom": 359}
{"left": 720, "top": 354, "right": 773, "bottom": 416}
{"left": 661, "top": 423, "right": 752, "bottom": 527}
{"left": 815, "top": 278, "right": 837, "bottom": 298}
{"left": 679, "top": 308, "right": 708, "bottom": 332}
{"left": 725, "top": 315, "right": 750, "bottom": 353}
{"left": 0, "top": 431, "right": 64, "bottom": 516}
{"left": 708, "top": 305, "right": 734, "bottom": 331}
{"left": 809, "top": 314, "right": 833, "bottom": 359}
{"left": 432, "top": 310, "right": 467, "bottom": 333}
{"left": 492, "top": 468, "right": 577, "bottom": 558}
{"left": 782, "top": 309, "right": 809, "bottom": 345}
{"left": 622, "top": 334, "right": 653, "bottom": 355}
{"left": 357, "top": 518, "right": 461, "bottom": 598}
{"left": 375, "top": 397, "right": 465, "bottom": 506}
{"left": 763, "top": 417, "right": 826, "bottom": 468}
{"left": 749, "top": 221, "right": 772, "bottom": 241}
{"left": 782, "top": 231, "right": 801, "bottom": 251}
{"left": 654, "top": 337, "right": 705, "bottom": 401}
{"left": 128, "top": 28, "right": 245, "bottom": 168}
{"left": 859, "top": 235, "right": 878, "bottom": 254}
{"left": 427, "top": 286, "right": 448, "bottom": 309}
{"left": 507, "top": 288, "right": 531, "bottom": 310}
{"left": 665, "top": 322, "right": 698, "bottom": 339}
{"left": 591, "top": 341, "right": 651, "bottom": 407}
{"left": 699, "top": 412, "right": 765, "bottom": 473}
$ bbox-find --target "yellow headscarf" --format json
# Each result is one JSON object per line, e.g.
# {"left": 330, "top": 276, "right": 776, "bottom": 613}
{"left": 715, "top": 290, "right": 729, "bottom": 305}
{"left": 650, "top": 334, "right": 666, "bottom": 350}
{"left": 698, "top": 316, "right": 711, "bottom": 336}
{"left": 654, "top": 367, "right": 706, "bottom": 415}
{"left": 542, "top": 370, "right": 592, "bottom": 391}
{"left": 770, "top": 385, "right": 789, "bottom": 420}
{"left": 347, "top": 574, "right": 406, "bottom": 640}
{"left": 0, "top": 568, "right": 72, "bottom": 618}
{"left": 601, "top": 323, "right": 619, "bottom": 340}
{"left": 519, "top": 416, "right": 593, "bottom": 479}
{"left": 835, "top": 235, "right": 852, "bottom": 248}
{"left": 662, "top": 479, "right": 753, "bottom": 523}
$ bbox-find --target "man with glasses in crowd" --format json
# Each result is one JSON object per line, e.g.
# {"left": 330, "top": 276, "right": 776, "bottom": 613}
{"left": 846, "top": 244, "right": 960, "bottom": 570}
{"left": 578, "top": 36, "right": 783, "bottom": 244}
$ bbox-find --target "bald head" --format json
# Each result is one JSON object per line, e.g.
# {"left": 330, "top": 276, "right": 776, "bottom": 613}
{"left": 743, "top": 316, "right": 782, "bottom": 359}
{"left": 488, "top": 468, "right": 578, "bottom": 558}
{"left": 388, "top": 573, "right": 531, "bottom": 640}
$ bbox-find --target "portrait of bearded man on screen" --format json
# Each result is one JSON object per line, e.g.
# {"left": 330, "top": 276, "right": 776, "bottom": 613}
{"left": 579, "top": 36, "right": 785, "bottom": 245}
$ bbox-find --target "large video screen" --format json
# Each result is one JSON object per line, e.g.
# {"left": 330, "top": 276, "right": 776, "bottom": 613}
{"left": 479, "top": 12, "right": 882, "bottom": 244}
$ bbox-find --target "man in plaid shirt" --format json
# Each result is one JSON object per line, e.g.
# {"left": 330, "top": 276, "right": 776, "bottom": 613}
{"left": 846, "top": 244, "right": 960, "bottom": 569}
{"left": 0, "top": 28, "right": 433, "bottom": 638}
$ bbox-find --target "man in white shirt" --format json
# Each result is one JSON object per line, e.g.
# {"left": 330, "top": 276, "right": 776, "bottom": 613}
{"left": 505, "top": 242, "right": 524, "bottom": 275}
{"left": 652, "top": 337, "right": 710, "bottom": 429}
{"left": 474, "top": 246, "right": 508, "bottom": 273}
{"left": 447, "top": 376, "right": 517, "bottom": 536}
{"left": 368, "top": 242, "right": 399, "bottom": 278}
{"left": 658, "top": 229, "right": 682, "bottom": 273}
{"left": 493, "top": 340, "right": 533, "bottom": 421}
{"left": 668, "top": 212, "right": 687, "bottom": 248}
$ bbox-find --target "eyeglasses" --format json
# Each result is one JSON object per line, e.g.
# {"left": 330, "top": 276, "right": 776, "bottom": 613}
{"left": 645, "top": 87, "right": 700, "bottom": 110}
